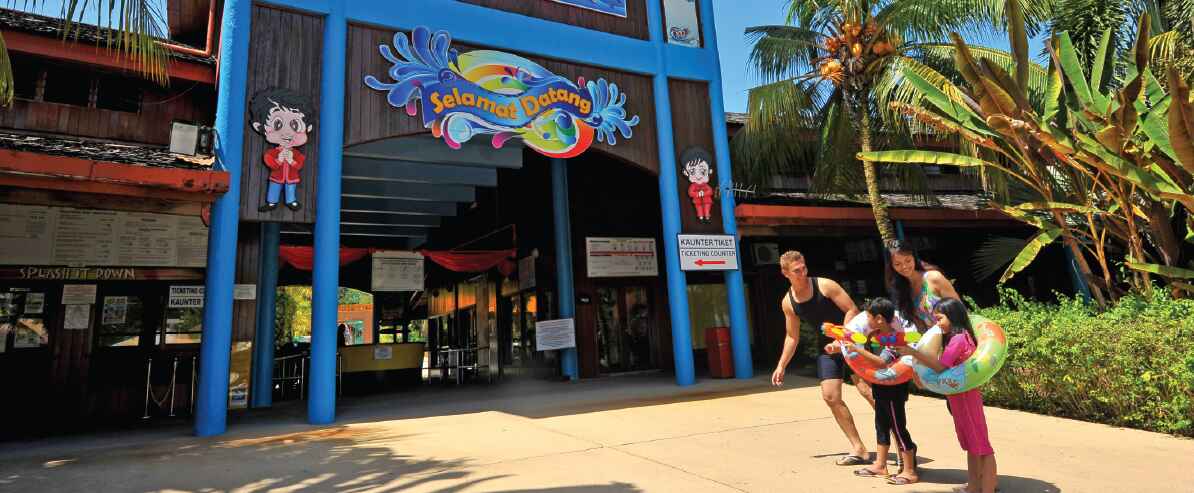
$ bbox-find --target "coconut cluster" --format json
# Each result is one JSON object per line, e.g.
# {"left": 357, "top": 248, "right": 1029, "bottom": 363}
{"left": 817, "top": 19, "right": 897, "bottom": 85}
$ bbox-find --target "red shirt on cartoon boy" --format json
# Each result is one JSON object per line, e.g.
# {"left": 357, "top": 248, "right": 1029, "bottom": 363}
{"left": 264, "top": 147, "right": 306, "bottom": 184}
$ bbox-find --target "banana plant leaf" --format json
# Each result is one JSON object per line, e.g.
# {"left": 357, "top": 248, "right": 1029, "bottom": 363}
{"left": 1000, "top": 226, "right": 1062, "bottom": 283}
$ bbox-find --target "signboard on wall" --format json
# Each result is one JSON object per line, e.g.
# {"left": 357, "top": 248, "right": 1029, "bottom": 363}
{"left": 535, "top": 318, "right": 576, "bottom": 351}
{"left": 364, "top": 26, "right": 639, "bottom": 159}
{"left": 677, "top": 234, "right": 739, "bottom": 271}
{"left": 372, "top": 251, "right": 425, "bottom": 292}
{"left": 0, "top": 204, "right": 207, "bottom": 268}
{"left": 586, "top": 238, "right": 659, "bottom": 278}
{"left": 547, "top": 0, "right": 627, "bottom": 17}
{"left": 169, "top": 286, "right": 205, "bottom": 308}
{"left": 663, "top": 0, "right": 701, "bottom": 47}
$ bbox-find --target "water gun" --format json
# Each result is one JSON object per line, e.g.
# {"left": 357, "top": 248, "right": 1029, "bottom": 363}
{"left": 822, "top": 322, "right": 868, "bottom": 344}
{"left": 870, "top": 331, "right": 922, "bottom": 348}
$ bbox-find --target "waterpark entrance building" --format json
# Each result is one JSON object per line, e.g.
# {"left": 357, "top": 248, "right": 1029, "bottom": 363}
{"left": 196, "top": 0, "right": 752, "bottom": 435}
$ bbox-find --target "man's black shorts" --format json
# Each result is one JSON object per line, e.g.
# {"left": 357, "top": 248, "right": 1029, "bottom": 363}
{"left": 816, "top": 353, "right": 852, "bottom": 381}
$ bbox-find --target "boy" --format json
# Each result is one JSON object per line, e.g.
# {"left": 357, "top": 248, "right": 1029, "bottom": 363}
{"left": 831, "top": 298, "right": 919, "bottom": 485}
{"left": 250, "top": 88, "right": 315, "bottom": 212}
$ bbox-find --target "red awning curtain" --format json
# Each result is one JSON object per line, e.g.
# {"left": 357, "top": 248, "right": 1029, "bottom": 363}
{"left": 278, "top": 246, "right": 375, "bottom": 271}
{"left": 417, "top": 249, "right": 517, "bottom": 276}
{"left": 278, "top": 246, "right": 516, "bottom": 275}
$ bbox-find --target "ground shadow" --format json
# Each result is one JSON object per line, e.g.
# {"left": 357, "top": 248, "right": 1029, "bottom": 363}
{"left": 911, "top": 468, "right": 1061, "bottom": 493}
{"left": 811, "top": 451, "right": 938, "bottom": 467}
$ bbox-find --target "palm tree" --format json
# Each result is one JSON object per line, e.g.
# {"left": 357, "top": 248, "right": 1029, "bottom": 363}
{"left": 1048, "top": 0, "right": 1192, "bottom": 89}
{"left": 733, "top": 0, "right": 1054, "bottom": 243}
{"left": 0, "top": 1, "right": 172, "bottom": 107}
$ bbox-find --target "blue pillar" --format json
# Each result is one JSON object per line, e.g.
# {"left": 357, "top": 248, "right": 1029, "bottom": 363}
{"left": 194, "top": 0, "right": 250, "bottom": 437}
{"left": 701, "top": 0, "right": 752, "bottom": 379}
{"left": 551, "top": 158, "right": 579, "bottom": 380}
{"left": 647, "top": 0, "right": 695, "bottom": 386}
{"left": 309, "top": 2, "right": 346, "bottom": 425}
{"left": 896, "top": 220, "right": 906, "bottom": 241}
{"left": 251, "top": 222, "right": 280, "bottom": 408}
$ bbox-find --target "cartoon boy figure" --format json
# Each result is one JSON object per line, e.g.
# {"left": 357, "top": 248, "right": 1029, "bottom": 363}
{"left": 250, "top": 88, "right": 315, "bottom": 212}
{"left": 681, "top": 148, "right": 715, "bottom": 223}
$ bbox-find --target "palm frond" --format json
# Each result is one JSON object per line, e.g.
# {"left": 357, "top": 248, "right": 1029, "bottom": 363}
{"left": 809, "top": 98, "right": 867, "bottom": 195}
{"left": 972, "top": 235, "right": 1031, "bottom": 281}
{"left": 917, "top": 43, "right": 1052, "bottom": 110}
{"left": 732, "top": 78, "right": 826, "bottom": 186}
{"left": 747, "top": 25, "right": 822, "bottom": 82}
{"left": 878, "top": 0, "right": 1056, "bottom": 44}
{"left": 0, "top": 33, "right": 11, "bottom": 107}
{"left": 873, "top": 55, "right": 969, "bottom": 135}
{"left": 47, "top": 0, "right": 171, "bottom": 86}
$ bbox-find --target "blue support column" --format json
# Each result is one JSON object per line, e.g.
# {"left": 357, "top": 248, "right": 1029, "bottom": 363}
{"left": 309, "top": 2, "right": 347, "bottom": 425}
{"left": 251, "top": 222, "right": 280, "bottom": 408}
{"left": 1064, "top": 248, "right": 1094, "bottom": 303}
{"left": 550, "top": 158, "right": 579, "bottom": 380}
{"left": 647, "top": 0, "right": 695, "bottom": 386}
{"left": 896, "top": 220, "right": 906, "bottom": 241}
{"left": 194, "top": 0, "right": 251, "bottom": 437}
{"left": 701, "top": 0, "right": 752, "bottom": 379}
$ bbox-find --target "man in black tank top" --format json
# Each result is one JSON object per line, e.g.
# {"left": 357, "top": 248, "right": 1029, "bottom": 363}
{"left": 772, "top": 250, "right": 875, "bottom": 466}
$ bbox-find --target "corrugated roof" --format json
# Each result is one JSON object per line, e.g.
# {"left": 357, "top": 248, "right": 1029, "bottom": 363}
{"left": 0, "top": 131, "right": 214, "bottom": 170}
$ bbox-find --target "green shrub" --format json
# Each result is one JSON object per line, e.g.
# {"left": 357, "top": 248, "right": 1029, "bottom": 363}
{"left": 973, "top": 289, "right": 1194, "bottom": 437}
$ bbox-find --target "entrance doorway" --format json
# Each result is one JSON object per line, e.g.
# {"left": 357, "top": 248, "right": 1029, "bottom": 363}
{"left": 595, "top": 285, "right": 654, "bottom": 374}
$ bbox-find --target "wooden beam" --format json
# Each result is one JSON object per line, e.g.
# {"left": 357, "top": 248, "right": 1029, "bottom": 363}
{"left": 0, "top": 174, "right": 221, "bottom": 203}
{"left": 341, "top": 197, "right": 457, "bottom": 216}
{"left": 342, "top": 156, "right": 499, "bottom": 187}
{"left": 340, "top": 211, "right": 441, "bottom": 227}
{"left": 342, "top": 180, "right": 474, "bottom": 202}
{"left": 0, "top": 186, "right": 204, "bottom": 215}
{"left": 343, "top": 134, "right": 523, "bottom": 169}
{"left": 0, "top": 149, "right": 229, "bottom": 194}
{"left": 3, "top": 30, "right": 215, "bottom": 84}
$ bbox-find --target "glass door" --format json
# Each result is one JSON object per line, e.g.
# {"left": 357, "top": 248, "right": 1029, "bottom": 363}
{"left": 596, "top": 286, "right": 655, "bottom": 374}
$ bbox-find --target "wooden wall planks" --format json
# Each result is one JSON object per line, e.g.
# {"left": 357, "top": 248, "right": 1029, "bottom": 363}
{"left": 459, "top": 0, "right": 649, "bottom": 40}
{"left": 239, "top": 5, "right": 324, "bottom": 224}
{"left": 668, "top": 78, "right": 722, "bottom": 234}
{"left": 345, "top": 24, "right": 660, "bottom": 174}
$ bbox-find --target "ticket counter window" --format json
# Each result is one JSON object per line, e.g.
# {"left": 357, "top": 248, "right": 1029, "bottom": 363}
{"left": 99, "top": 296, "right": 144, "bottom": 347}
{"left": 163, "top": 306, "right": 202, "bottom": 345}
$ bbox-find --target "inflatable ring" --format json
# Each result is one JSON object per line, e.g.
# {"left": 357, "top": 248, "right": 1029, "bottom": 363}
{"left": 912, "top": 314, "right": 1008, "bottom": 395}
{"left": 827, "top": 312, "right": 918, "bottom": 386}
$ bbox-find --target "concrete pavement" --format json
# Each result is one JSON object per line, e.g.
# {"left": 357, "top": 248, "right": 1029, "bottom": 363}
{"left": 1, "top": 372, "right": 1191, "bottom": 492}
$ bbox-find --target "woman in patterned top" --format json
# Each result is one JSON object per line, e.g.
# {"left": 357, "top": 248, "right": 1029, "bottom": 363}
{"left": 884, "top": 240, "right": 960, "bottom": 332}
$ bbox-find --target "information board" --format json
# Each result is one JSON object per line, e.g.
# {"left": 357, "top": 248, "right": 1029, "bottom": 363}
{"left": 677, "top": 234, "right": 740, "bottom": 271}
{"left": 371, "top": 251, "right": 424, "bottom": 292}
{"left": 169, "top": 285, "right": 205, "bottom": 308}
{"left": 0, "top": 204, "right": 207, "bottom": 267}
{"left": 586, "top": 238, "right": 658, "bottom": 278}
{"left": 535, "top": 318, "right": 576, "bottom": 351}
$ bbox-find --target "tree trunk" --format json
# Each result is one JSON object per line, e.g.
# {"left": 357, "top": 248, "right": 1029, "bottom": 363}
{"left": 859, "top": 111, "right": 898, "bottom": 244}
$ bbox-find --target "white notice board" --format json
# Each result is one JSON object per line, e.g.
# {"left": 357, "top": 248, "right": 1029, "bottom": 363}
{"left": 677, "top": 234, "right": 740, "bottom": 271}
{"left": 0, "top": 204, "right": 207, "bottom": 267}
{"left": 372, "top": 251, "right": 424, "bottom": 292}
{"left": 535, "top": 318, "right": 576, "bottom": 351}
{"left": 169, "top": 285, "right": 205, "bottom": 308}
{"left": 586, "top": 238, "right": 658, "bottom": 278}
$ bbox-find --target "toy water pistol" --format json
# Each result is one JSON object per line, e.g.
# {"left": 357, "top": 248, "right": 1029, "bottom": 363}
{"left": 870, "top": 331, "right": 922, "bottom": 348}
{"left": 822, "top": 322, "right": 868, "bottom": 344}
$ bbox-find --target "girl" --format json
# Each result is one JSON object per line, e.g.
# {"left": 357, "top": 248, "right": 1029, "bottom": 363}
{"left": 898, "top": 298, "right": 997, "bottom": 493}
{"left": 884, "top": 240, "right": 960, "bottom": 332}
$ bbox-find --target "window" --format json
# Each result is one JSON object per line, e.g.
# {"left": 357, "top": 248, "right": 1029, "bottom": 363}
{"left": 95, "top": 74, "right": 142, "bottom": 113}
{"left": 42, "top": 63, "right": 91, "bottom": 107}
{"left": 99, "top": 296, "right": 144, "bottom": 347}
{"left": 10, "top": 55, "right": 43, "bottom": 101}
{"left": 163, "top": 306, "right": 202, "bottom": 344}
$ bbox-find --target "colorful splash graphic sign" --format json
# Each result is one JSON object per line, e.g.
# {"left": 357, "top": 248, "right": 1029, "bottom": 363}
{"left": 547, "top": 0, "right": 627, "bottom": 17}
{"left": 364, "top": 27, "right": 639, "bottom": 159}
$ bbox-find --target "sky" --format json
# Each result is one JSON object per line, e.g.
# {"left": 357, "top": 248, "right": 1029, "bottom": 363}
{"left": 711, "top": 1, "right": 1048, "bottom": 114}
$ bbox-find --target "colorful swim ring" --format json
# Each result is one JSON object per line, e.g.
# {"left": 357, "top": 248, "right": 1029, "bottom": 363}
{"left": 912, "top": 314, "right": 1008, "bottom": 395}
{"left": 826, "top": 312, "right": 919, "bottom": 386}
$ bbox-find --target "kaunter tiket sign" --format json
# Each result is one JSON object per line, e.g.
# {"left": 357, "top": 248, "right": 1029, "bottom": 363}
{"left": 677, "top": 234, "right": 739, "bottom": 271}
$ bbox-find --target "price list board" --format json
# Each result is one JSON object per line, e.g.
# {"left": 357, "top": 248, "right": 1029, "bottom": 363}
{"left": 0, "top": 204, "right": 208, "bottom": 267}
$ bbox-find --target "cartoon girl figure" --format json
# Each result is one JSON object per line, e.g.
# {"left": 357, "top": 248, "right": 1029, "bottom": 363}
{"left": 250, "top": 88, "right": 315, "bottom": 212}
{"left": 681, "top": 148, "right": 715, "bottom": 223}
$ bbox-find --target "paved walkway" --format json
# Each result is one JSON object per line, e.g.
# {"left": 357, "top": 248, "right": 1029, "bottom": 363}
{"left": 1, "top": 372, "right": 1191, "bottom": 492}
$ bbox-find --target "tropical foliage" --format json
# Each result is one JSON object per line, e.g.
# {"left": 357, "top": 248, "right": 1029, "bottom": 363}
{"left": 0, "top": 1, "right": 172, "bottom": 107}
{"left": 860, "top": 4, "right": 1194, "bottom": 303}
{"left": 733, "top": 0, "right": 1053, "bottom": 243}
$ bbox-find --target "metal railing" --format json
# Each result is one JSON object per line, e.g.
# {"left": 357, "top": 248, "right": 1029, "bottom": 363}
{"left": 142, "top": 355, "right": 197, "bottom": 419}
{"left": 272, "top": 351, "right": 342, "bottom": 401}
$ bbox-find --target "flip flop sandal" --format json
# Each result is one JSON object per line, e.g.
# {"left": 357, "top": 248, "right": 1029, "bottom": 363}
{"left": 835, "top": 455, "right": 870, "bottom": 466}
{"left": 886, "top": 476, "right": 917, "bottom": 486}
{"left": 854, "top": 468, "right": 890, "bottom": 478}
